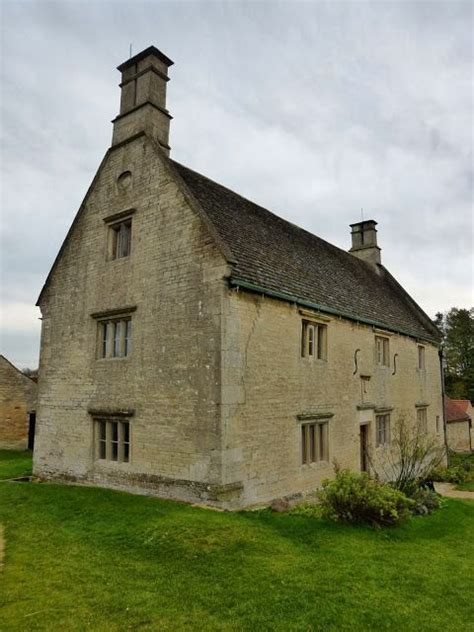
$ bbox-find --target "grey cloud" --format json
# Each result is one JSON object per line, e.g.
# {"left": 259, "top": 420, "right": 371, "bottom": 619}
{"left": 1, "top": 0, "right": 472, "bottom": 368}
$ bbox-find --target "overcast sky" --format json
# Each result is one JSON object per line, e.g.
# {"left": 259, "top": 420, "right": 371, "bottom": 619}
{"left": 0, "top": 0, "right": 472, "bottom": 369}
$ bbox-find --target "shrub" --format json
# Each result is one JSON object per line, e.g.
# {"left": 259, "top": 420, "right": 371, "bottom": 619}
{"left": 407, "top": 486, "right": 442, "bottom": 515}
{"left": 317, "top": 468, "right": 413, "bottom": 527}
{"left": 428, "top": 465, "right": 472, "bottom": 484}
{"left": 370, "top": 415, "right": 445, "bottom": 495}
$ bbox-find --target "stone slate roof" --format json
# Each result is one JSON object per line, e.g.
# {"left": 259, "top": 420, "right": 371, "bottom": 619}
{"left": 172, "top": 160, "right": 440, "bottom": 343}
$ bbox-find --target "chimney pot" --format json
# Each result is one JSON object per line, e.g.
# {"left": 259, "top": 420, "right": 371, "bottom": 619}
{"left": 349, "top": 219, "right": 381, "bottom": 265}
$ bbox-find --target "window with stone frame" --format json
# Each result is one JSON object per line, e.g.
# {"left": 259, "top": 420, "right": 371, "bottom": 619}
{"left": 109, "top": 218, "right": 132, "bottom": 259}
{"left": 301, "top": 421, "right": 329, "bottom": 464}
{"left": 375, "top": 335, "right": 390, "bottom": 367}
{"left": 301, "top": 320, "right": 327, "bottom": 360}
{"left": 95, "top": 418, "right": 130, "bottom": 463}
{"left": 98, "top": 317, "right": 132, "bottom": 359}
{"left": 376, "top": 413, "right": 390, "bottom": 446}
{"left": 103, "top": 209, "right": 135, "bottom": 261}
{"left": 417, "top": 407, "right": 428, "bottom": 434}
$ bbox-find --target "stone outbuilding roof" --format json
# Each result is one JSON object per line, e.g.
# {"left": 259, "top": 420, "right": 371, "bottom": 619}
{"left": 172, "top": 160, "right": 440, "bottom": 343}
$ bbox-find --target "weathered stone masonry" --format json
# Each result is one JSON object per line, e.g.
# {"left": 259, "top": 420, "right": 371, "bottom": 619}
{"left": 34, "top": 46, "right": 444, "bottom": 509}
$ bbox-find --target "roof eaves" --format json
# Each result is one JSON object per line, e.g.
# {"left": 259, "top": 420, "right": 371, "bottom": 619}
{"left": 229, "top": 276, "right": 440, "bottom": 344}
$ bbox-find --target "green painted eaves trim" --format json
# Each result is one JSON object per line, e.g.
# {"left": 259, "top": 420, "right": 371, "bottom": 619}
{"left": 229, "top": 277, "right": 439, "bottom": 345}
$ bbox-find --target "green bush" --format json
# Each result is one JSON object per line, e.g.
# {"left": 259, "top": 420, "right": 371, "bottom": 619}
{"left": 429, "top": 465, "right": 472, "bottom": 484}
{"left": 317, "top": 469, "right": 413, "bottom": 527}
{"left": 407, "top": 486, "right": 442, "bottom": 515}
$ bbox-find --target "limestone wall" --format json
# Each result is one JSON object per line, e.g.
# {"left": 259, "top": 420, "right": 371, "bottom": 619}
{"left": 447, "top": 421, "right": 472, "bottom": 452}
{"left": 0, "top": 356, "right": 37, "bottom": 450}
{"left": 34, "top": 136, "right": 229, "bottom": 503}
{"left": 221, "top": 290, "right": 444, "bottom": 507}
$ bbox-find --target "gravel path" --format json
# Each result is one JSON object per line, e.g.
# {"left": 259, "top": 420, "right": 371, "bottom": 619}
{"left": 434, "top": 482, "right": 474, "bottom": 500}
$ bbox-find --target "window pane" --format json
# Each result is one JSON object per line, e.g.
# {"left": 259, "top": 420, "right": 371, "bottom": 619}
{"left": 302, "top": 425, "right": 307, "bottom": 464}
{"left": 111, "top": 422, "right": 118, "bottom": 442}
{"left": 125, "top": 320, "right": 132, "bottom": 356}
{"left": 99, "top": 440, "right": 106, "bottom": 459}
{"left": 99, "top": 420, "right": 106, "bottom": 440}
{"left": 102, "top": 322, "right": 109, "bottom": 358}
{"left": 123, "top": 422, "right": 130, "bottom": 443}
{"left": 308, "top": 326, "right": 314, "bottom": 356}
{"left": 317, "top": 326, "right": 324, "bottom": 359}
{"left": 309, "top": 424, "right": 316, "bottom": 462}
{"left": 113, "top": 321, "right": 121, "bottom": 357}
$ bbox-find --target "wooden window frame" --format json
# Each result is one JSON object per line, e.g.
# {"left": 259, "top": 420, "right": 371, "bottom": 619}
{"left": 96, "top": 316, "right": 132, "bottom": 359}
{"left": 94, "top": 418, "right": 131, "bottom": 464}
{"left": 301, "top": 320, "right": 328, "bottom": 361}
{"left": 375, "top": 413, "right": 390, "bottom": 446}
{"left": 375, "top": 335, "right": 390, "bottom": 367}
{"left": 104, "top": 210, "right": 135, "bottom": 261}
{"left": 301, "top": 421, "right": 329, "bottom": 465}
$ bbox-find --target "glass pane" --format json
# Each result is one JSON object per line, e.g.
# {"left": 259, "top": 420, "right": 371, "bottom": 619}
{"left": 301, "top": 425, "right": 307, "bottom": 464}
{"left": 317, "top": 326, "right": 325, "bottom": 359}
{"left": 308, "top": 326, "right": 314, "bottom": 356}
{"left": 111, "top": 442, "right": 118, "bottom": 461}
{"left": 114, "top": 321, "right": 121, "bottom": 357}
{"left": 111, "top": 422, "right": 118, "bottom": 442}
{"left": 309, "top": 424, "right": 316, "bottom": 462}
{"left": 125, "top": 320, "right": 132, "bottom": 356}
{"left": 123, "top": 422, "right": 129, "bottom": 443}
{"left": 99, "top": 440, "right": 106, "bottom": 459}
{"left": 102, "top": 323, "right": 109, "bottom": 358}
{"left": 99, "top": 420, "right": 106, "bottom": 440}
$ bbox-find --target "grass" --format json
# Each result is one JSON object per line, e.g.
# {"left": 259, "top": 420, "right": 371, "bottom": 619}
{"left": 456, "top": 480, "right": 474, "bottom": 492}
{"left": 0, "top": 449, "right": 32, "bottom": 480}
{"left": 0, "top": 452, "right": 473, "bottom": 631}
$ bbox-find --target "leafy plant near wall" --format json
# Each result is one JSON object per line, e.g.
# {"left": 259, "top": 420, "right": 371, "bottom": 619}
{"left": 370, "top": 415, "right": 445, "bottom": 495}
{"left": 316, "top": 466, "right": 413, "bottom": 527}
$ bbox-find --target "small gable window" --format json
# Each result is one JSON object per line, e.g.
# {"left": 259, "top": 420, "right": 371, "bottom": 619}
{"left": 103, "top": 209, "right": 135, "bottom": 261}
{"left": 109, "top": 219, "right": 132, "bottom": 259}
{"left": 375, "top": 336, "right": 390, "bottom": 367}
{"left": 302, "top": 321, "right": 327, "bottom": 360}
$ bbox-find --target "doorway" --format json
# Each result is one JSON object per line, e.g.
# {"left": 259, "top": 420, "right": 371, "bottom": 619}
{"left": 28, "top": 412, "right": 36, "bottom": 451}
{"left": 360, "top": 424, "right": 369, "bottom": 472}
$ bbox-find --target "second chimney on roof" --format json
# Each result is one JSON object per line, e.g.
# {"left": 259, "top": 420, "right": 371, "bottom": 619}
{"left": 349, "top": 220, "right": 381, "bottom": 266}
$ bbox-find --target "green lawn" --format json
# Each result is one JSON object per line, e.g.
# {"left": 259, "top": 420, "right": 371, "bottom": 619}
{"left": 0, "top": 452, "right": 473, "bottom": 631}
{"left": 0, "top": 449, "right": 32, "bottom": 480}
{"left": 456, "top": 480, "right": 474, "bottom": 492}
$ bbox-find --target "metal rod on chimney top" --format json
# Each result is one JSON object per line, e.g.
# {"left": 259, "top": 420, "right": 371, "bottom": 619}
{"left": 129, "top": 43, "right": 133, "bottom": 58}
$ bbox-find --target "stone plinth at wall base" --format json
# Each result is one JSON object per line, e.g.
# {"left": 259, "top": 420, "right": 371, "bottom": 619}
{"left": 34, "top": 470, "right": 244, "bottom": 510}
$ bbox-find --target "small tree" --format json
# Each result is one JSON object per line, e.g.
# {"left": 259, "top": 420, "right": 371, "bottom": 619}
{"left": 370, "top": 415, "right": 445, "bottom": 495}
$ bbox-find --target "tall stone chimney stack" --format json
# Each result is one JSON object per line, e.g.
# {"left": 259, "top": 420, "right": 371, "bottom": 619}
{"left": 112, "top": 46, "right": 174, "bottom": 154}
{"left": 349, "top": 220, "right": 381, "bottom": 265}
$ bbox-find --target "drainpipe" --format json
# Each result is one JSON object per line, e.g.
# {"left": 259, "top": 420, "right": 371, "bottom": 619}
{"left": 439, "top": 346, "right": 449, "bottom": 466}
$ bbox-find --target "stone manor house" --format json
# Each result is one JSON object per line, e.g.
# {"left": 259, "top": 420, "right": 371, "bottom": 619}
{"left": 34, "top": 46, "right": 444, "bottom": 509}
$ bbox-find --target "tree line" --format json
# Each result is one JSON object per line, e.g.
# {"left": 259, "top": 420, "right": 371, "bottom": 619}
{"left": 435, "top": 307, "right": 474, "bottom": 402}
